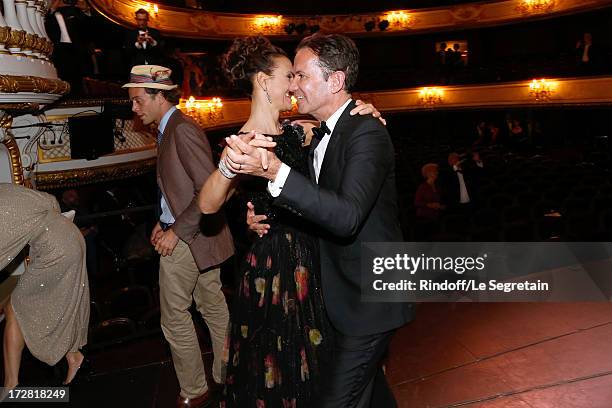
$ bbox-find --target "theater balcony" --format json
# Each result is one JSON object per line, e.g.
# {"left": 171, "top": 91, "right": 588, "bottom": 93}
{"left": 1, "top": 0, "right": 612, "bottom": 406}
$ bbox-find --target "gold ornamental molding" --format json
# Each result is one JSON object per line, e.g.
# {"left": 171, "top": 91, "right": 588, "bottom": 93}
{"left": 1, "top": 135, "right": 25, "bottom": 185}
{"left": 89, "top": 0, "right": 611, "bottom": 39}
{"left": 352, "top": 76, "right": 612, "bottom": 113}
{"left": 173, "top": 75, "right": 612, "bottom": 129}
{"left": 34, "top": 157, "right": 156, "bottom": 190}
{"left": 0, "top": 75, "right": 69, "bottom": 95}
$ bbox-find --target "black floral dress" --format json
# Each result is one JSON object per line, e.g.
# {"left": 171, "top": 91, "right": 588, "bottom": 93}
{"left": 221, "top": 122, "right": 332, "bottom": 408}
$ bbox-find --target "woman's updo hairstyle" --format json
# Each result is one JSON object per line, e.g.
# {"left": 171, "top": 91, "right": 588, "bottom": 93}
{"left": 222, "top": 36, "right": 287, "bottom": 95}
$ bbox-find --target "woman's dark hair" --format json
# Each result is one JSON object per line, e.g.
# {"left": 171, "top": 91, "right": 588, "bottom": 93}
{"left": 297, "top": 33, "right": 359, "bottom": 92}
{"left": 222, "top": 36, "right": 286, "bottom": 95}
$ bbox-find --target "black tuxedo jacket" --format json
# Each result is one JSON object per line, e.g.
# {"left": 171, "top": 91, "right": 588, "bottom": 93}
{"left": 441, "top": 160, "right": 483, "bottom": 207}
{"left": 124, "top": 27, "right": 162, "bottom": 66}
{"left": 46, "top": 6, "right": 90, "bottom": 48}
{"left": 275, "top": 100, "right": 414, "bottom": 336}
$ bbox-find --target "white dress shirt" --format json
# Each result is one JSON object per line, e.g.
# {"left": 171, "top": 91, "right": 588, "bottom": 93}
{"left": 54, "top": 12, "right": 72, "bottom": 44}
{"left": 268, "top": 98, "right": 352, "bottom": 196}
{"left": 582, "top": 44, "right": 591, "bottom": 63}
{"left": 453, "top": 160, "right": 483, "bottom": 204}
{"left": 158, "top": 106, "right": 177, "bottom": 224}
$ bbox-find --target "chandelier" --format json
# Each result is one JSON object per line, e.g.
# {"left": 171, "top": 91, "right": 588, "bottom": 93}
{"left": 385, "top": 11, "right": 413, "bottom": 30}
{"left": 180, "top": 96, "right": 224, "bottom": 124}
{"left": 418, "top": 87, "right": 444, "bottom": 107}
{"left": 528, "top": 79, "right": 555, "bottom": 102}
{"left": 252, "top": 15, "right": 283, "bottom": 33}
{"left": 516, "top": 0, "right": 555, "bottom": 14}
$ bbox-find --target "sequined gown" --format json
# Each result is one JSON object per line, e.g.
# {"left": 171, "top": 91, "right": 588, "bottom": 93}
{"left": 0, "top": 184, "right": 89, "bottom": 365}
{"left": 222, "top": 122, "right": 331, "bottom": 407}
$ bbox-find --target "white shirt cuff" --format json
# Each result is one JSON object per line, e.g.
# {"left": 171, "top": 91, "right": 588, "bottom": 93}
{"left": 267, "top": 163, "right": 291, "bottom": 197}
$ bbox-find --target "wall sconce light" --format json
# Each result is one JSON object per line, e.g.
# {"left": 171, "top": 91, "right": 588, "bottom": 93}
{"left": 517, "top": 0, "right": 555, "bottom": 14}
{"left": 385, "top": 11, "right": 413, "bottom": 30}
{"left": 253, "top": 15, "right": 283, "bottom": 33}
{"left": 180, "top": 96, "right": 224, "bottom": 124}
{"left": 142, "top": 2, "right": 159, "bottom": 17}
{"left": 528, "top": 79, "right": 556, "bottom": 101}
{"left": 418, "top": 87, "right": 444, "bottom": 107}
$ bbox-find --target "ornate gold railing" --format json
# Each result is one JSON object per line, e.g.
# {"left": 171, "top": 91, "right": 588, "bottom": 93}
{"left": 89, "top": 0, "right": 611, "bottom": 40}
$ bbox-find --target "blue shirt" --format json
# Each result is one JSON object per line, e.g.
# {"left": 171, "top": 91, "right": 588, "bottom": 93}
{"left": 158, "top": 106, "right": 177, "bottom": 224}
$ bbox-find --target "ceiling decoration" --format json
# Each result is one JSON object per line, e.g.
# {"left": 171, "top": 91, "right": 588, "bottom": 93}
{"left": 90, "top": 0, "right": 611, "bottom": 39}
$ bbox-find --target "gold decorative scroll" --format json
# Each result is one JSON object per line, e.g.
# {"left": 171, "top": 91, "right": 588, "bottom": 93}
{"left": 88, "top": 0, "right": 611, "bottom": 39}
{"left": 1, "top": 135, "right": 25, "bottom": 185}
{"left": 34, "top": 158, "right": 156, "bottom": 189}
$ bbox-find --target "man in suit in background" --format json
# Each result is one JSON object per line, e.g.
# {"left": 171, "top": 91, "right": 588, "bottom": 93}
{"left": 224, "top": 33, "right": 414, "bottom": 407}
{"left": 123, "top": 65, "right": 233, "bottom": 408}
{"left": 124, "top": 9, "right": 162, "bottom": 66}
{"left": 441, "top": 151, "right": 484, "bottom": 213}
{"left": 46, "top": 0, "right": 92, "bottom": 94}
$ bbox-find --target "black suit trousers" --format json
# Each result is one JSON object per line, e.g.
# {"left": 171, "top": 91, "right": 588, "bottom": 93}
{"left": 319, "top": 329, "right": 397, "bottom": 408}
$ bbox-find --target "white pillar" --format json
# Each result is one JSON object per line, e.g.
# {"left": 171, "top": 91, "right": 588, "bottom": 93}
{"left": 26, "top": 1, "right": 42, "bottom": 36}
{"left": 14, "top": 0, "right": 34, "bottom": 54}
{"left": 3, "top": 0, "right": 23, "bottom": 30}
{"left": 4, "top": 0, "right": 25, "bottom": 54}
{"left": 35, "top": 1, "right": 48, "bottom": 39}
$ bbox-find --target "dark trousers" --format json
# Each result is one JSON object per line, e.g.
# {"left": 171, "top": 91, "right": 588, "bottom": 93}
{"left": 319, "top": 329, "right": 397, "bottom": 408}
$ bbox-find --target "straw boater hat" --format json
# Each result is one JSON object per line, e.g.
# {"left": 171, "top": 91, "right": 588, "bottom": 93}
{"left": 122, "top": 65, "right": 178, "bottom": 90}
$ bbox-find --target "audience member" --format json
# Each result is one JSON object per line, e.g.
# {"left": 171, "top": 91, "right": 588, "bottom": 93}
{"left": 181, "top": 56, "right": 205, "bottom": 97}
{"left": 415, "top": 163, "right": 445, "bottom": 220}
{"left": 441, "top": 151, "right": 484, "bottom": 212}
{"left": 46, "top": 0, "right": 93, "bottom": 94}
{"left": 575, "top": 32, "right": 597, "bottom": 74}
{"left": 124, "top": 9, "right": 162, "bottom": 66}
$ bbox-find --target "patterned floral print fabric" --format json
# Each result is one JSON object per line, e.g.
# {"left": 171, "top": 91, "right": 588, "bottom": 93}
{"left": 222, "top": 122, "right": 332, "bottom": 407}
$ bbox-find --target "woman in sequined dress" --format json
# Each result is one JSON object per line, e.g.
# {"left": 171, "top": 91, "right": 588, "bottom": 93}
{"left": 0, "top": 184, "right": 89, "bottom": 389}
{"left": 198, "top": 36, "right": 381, "bottom": 407}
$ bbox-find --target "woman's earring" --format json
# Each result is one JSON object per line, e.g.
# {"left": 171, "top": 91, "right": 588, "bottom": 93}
{"left": 265, "top": 89, "right": 272, "bottom": 104}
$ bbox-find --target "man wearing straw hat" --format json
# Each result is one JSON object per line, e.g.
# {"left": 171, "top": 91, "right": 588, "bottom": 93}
{"left": 124, "top": 65, "right": 233, "bottom": 408}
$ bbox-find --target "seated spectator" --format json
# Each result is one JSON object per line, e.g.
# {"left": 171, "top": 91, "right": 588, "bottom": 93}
{"left": 473, "top": 120, "right": 487, "bottom": 147}
{"left": 488, "top": 123, "right": 500, "bottom": 145}
{"left": 415, "top": 163, "right": 445, "bottom": 220}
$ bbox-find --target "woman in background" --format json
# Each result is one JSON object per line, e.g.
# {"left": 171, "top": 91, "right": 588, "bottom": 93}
{"left": 0, "top": 184, "right": 89, "bottom": 389}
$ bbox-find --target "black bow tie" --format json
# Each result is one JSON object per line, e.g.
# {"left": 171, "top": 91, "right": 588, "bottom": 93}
{"left": 312, "top": 121, "right": 331, "bottom": 141}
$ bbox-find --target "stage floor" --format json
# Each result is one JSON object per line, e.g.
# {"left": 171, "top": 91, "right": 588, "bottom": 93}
{"left": 3, "top": 302, "right": 612, "bottom": 407}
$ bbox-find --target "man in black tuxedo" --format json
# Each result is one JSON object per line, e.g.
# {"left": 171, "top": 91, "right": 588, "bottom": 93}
{"left": 224, "top": 33, "right": 413, "bottom": 407}
{"left": 441, "top": 151, "right": 484, "bottom": 212}
{"left": 124, "top": 9, "right": 162, "bottom": 66}
{"left": 46, "top": 0, "right": 92, "bottom": 94}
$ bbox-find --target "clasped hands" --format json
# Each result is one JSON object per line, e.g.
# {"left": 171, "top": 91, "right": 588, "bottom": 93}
{"left": 223, "top": 132, "right": 279, "bottom": 180}
{"left": 223, "top": 100, "right": 385, "bottom": 180}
